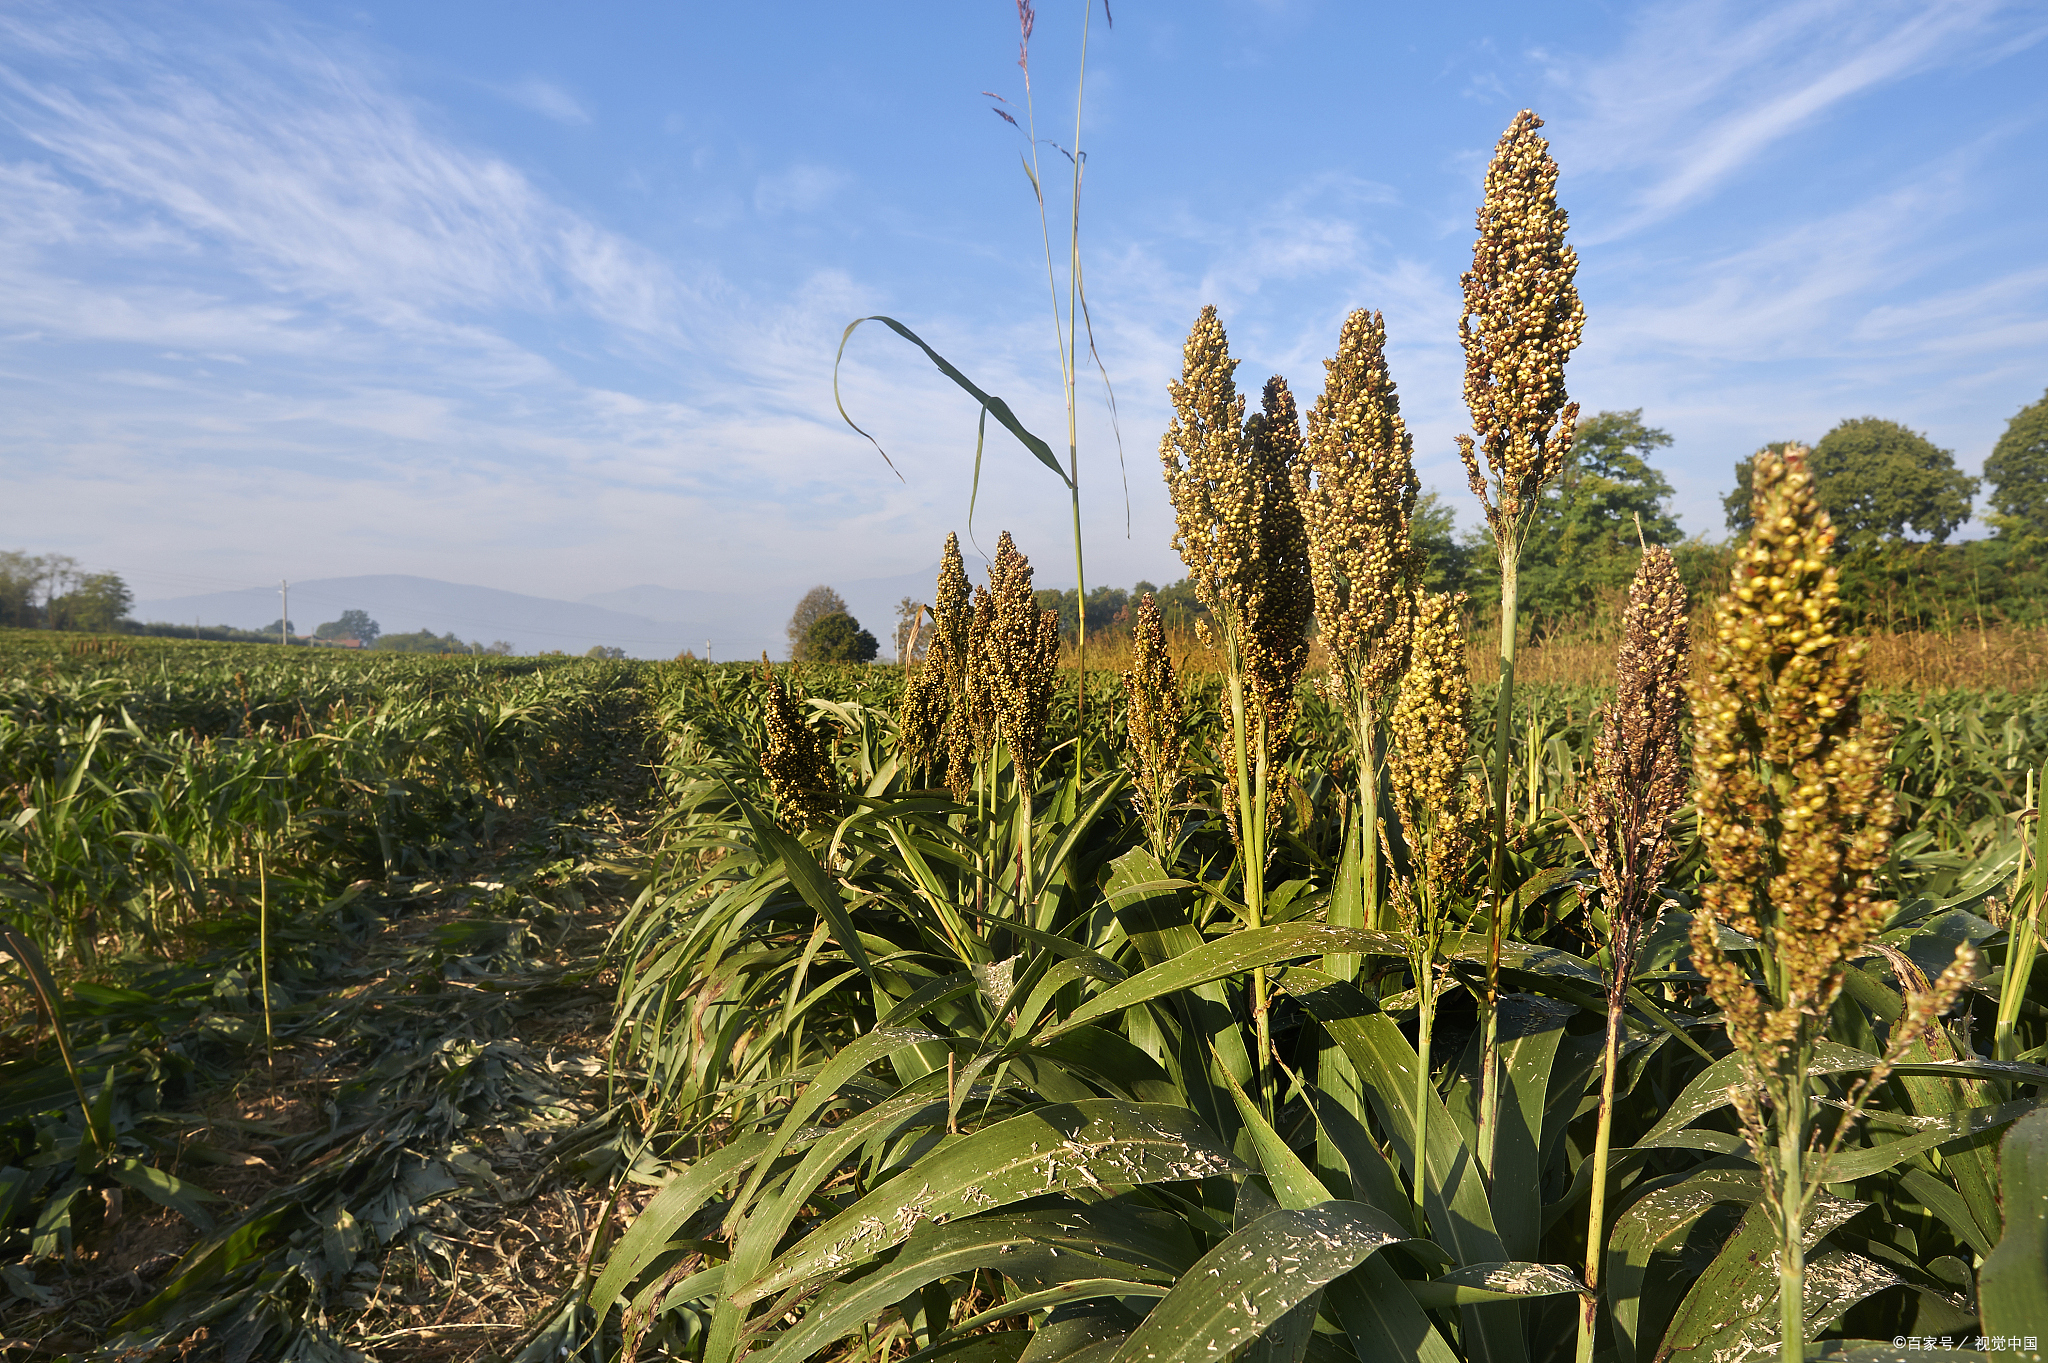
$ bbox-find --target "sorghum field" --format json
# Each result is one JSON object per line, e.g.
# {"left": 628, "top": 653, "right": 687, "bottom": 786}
{"left": 8, "top": 113, "right": 2048, "bottom": 1363}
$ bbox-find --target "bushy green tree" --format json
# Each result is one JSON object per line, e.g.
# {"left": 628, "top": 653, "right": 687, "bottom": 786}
{"left": 1413, "top": 491, "right": 1475, "bottom": 596}
{"left": 49, "top": 572, "right": 133, "bottom": 632}
{"left": 802, "top": 611, "right": 878, "bottom": 663}
{"left": 1469, "top": 410, "right": 1681, "bottom": 634}
{"left": 375, "top": 629, "right": 471, "bottom": 653}
{"left": 786, "top": 586, "right": 849, "bottom": 660}
{"left": 1722, "top": 440, "right": 1803, "bottom": 537}
{"left": 317, "top": 609, "right": 381, "bottom": 644}
{"left": 0, "top": 551, "right": 43, "bottom": 627}
{"left": 1985, "top": 386, "right": 2048, "bottom": 544}
{"left": 1809, "top": 416, "right": 1976, "bottom": 550}
{"left": 1033, "top": 584, "right": 1131, "bottom": 641}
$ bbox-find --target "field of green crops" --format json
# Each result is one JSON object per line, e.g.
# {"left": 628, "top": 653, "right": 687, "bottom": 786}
{"left": 2, "top": 629, "right": 2046, "bottom": 1362}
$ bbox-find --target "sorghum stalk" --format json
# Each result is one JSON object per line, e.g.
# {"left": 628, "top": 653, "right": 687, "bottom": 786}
{"left": 1159, "top": 308, "right": 1313, "bottom": 1090}
{"left": 1014, "top": 0, "right": 1096, "bottom": 729}
{"left": 1387, "top": 590, "right": 1480, "bottom": 1230}
{"left": 1689, "top": 447, "right": 1896, "bottom": 1363}
{"left": 1564, "top": 546, "right": 1689, "bottom": 1363}
{"left": 1295, "top": 309, "right": 1422, "bottom": 962}
{"left": 1455, "top": 109, "right": 1586, "bottom": 1169}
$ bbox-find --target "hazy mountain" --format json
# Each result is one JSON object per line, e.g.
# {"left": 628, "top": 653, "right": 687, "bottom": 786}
{"left": 132, "top": 574, "right": 783, "bottom": 660}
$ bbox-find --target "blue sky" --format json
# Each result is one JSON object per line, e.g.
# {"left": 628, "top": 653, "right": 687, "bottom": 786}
{"left": 4, "top": 0, "right": 2046, "bottom": 615}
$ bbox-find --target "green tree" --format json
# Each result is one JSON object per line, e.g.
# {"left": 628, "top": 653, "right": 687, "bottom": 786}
{"left": 1808, "top": 416, "right": 1976, "bottom": 551}
{"left": 1411, "top": 491, "right": 1474, "bottom": 596}
{"left": 1483, "top": 410, "right": 1682, "bottom": 633}
{"left": 1985, "top": 386, "right": 2048, "bottom": 543}
{"left": 317, "top": 609, "right": 381, "bottom": 644}
{"left": 49, "top": 572, "right": 133, "bottom": 632}
{"left": 586, "top": 644, "right": 627, "bottom": 659}
{"left": 375, "top": 629, "right": 471, "bottom": 653}
{"left": 1722, "top": 440, "right": 1803, "bottom": 536}
{"left": 0, "top": 551, "right": 41, "bottom": 627}
{"left": 802, "top": 611, "right": 879, "bottom": 663}
{"left": 786, "top": 586, "right": 849, "bottom": 661}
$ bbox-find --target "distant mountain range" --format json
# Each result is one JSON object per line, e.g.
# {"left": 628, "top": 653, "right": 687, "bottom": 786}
{"left": 133, "top": 575, "right": 779, "bottom": 660}
{"left": 132, "top": 566, "right": 959, "bottom": 661}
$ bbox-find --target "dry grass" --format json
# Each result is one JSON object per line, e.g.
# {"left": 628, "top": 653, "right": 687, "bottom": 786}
{"left": 1061, "top": 623, "right": 2048, "bottom": 691}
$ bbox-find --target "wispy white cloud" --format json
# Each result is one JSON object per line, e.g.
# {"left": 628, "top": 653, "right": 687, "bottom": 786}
{"left": 754, "top": 164, "right": 852, "bottom": 216}
{"left": 498, "top": 76, "right": 590, "bottom": 125}
{"left": 1544, "top": 0, "right": 2047, "bottom": 240}
{"left": 0, "top": 3, "right": 678, "bottom": 340}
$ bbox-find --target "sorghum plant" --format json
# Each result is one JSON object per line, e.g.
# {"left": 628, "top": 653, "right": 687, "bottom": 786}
{"left": 1121, "top": 592, "right": 1186, "bottom": 862}
{"left": 1454, "top": 108, "right": 1586, "bottom": 1155}
{"left": 1386, "top": 588, "right": 1480, "bottom": 1228}
{"left": 1295, "top": 308, "right": 1422, "bottom": 944}
{"left": 1566, "top": 544, "right": 1689, "bottom": 1363}
{"left": 1689, "top": 446, "right": 1909, "bottom": 1361}
{"left": 1160, "top": 307, "right": 1313, "bottom": 1079}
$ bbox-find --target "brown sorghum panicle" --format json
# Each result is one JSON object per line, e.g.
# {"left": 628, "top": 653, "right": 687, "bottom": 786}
{"left": 1576, "top": 545, "right": 1690, "bottom": 982}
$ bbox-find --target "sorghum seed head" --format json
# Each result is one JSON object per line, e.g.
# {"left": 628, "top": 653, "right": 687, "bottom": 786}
{"left": 1455, "top": 110, "right": 1585, "bottom": 547}
{"left": 1689, "top": 445, "right": 1895, "bottom": 1059}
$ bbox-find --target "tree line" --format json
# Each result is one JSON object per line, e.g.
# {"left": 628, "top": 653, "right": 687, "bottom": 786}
{"left": 995, "top": 389, "right": 2048, "bottom": 645}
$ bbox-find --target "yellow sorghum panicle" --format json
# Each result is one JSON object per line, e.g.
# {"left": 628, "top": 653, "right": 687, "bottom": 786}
{"left": 1388, "top": 591, "right": 1479, "bottom": 898}
{"left": 1689, "top": 446, "right": 1896, "bottom": 1057}
{"left": 1159, "top": 305, "right": 1249, "bottom": 619}
{"left": 759, "top": 664, "right": 838, "bottom": 831}
{"left": 1455, "top": 110, "right": 1586, "bottom": 544}
{"left": 984, "top": 531, "right": 1061, "bottom": 779}
{"left": 1578, "top": 545, "right": 1690, "bottom": 979}
{"left": 1122, "top": 592, "right": 1186, "bottom": 847}
{"left": 1297, "top": 309, "right": 1421, "bottom": 701}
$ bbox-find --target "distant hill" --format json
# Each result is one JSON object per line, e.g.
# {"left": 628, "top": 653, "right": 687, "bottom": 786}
{"left": 133, "top": 575, "right": 784, "bottom": 661}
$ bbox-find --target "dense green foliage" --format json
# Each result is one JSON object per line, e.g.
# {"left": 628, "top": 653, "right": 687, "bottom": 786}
{"left": 1987, "top": 387, "right": 2048, "bottom": 544}
{"left": 586, "top": 657, "right": 2048, "bottom": 1362}
{"left": 0, "top": 632, "right": 649, "bottom": 1357}
{"left": 801, "top": 610, "right": 880, "bottom": 663}
{"left": 1810, "top": 417, "right": 1979, "bottom": 550}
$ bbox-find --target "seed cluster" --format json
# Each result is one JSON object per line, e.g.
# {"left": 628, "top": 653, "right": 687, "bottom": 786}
{"left": 897, "top": 533, "right": 979, "bottom": 798}
{"left": 759, "top": 664, "right": 839, "bottom": 831}
{"left": 979, "top": 531, "right": 1062, "bottom": 780}
{"left": 1575, "top": 545, "right": 1690, "bottom": 984}
{"left": 1690, "top": 447, "right": 1896, "bottom": 1056}
{"left": 1296, "top": 308, "right": 1421, "bottom": 716}
{"left": 1121, "top": 592, "right": 1185, "bottom": 853}
{"left": 894, "top": 530, "right": 1058, "bottom": 796}
{"left": 1159, "top": 308, "right": 1314, "bottom": 831}
{"left": 1455, "top": 110, "right": 1586, "bottom": 548}
{"left": 1388, "top": 591, "right": 1480, "bottom": 904}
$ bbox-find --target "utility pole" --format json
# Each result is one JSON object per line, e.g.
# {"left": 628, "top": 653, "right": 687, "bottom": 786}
{"left": 280, "top": 581, "right": 289, "bottom": 647}
{"left": 705, "top": 640, "right": 712, "bottom": 662}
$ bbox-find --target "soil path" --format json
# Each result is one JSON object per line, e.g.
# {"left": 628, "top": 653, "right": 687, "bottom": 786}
{"left": 13, "top": 683, "right": 658, "bottom": 1362}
